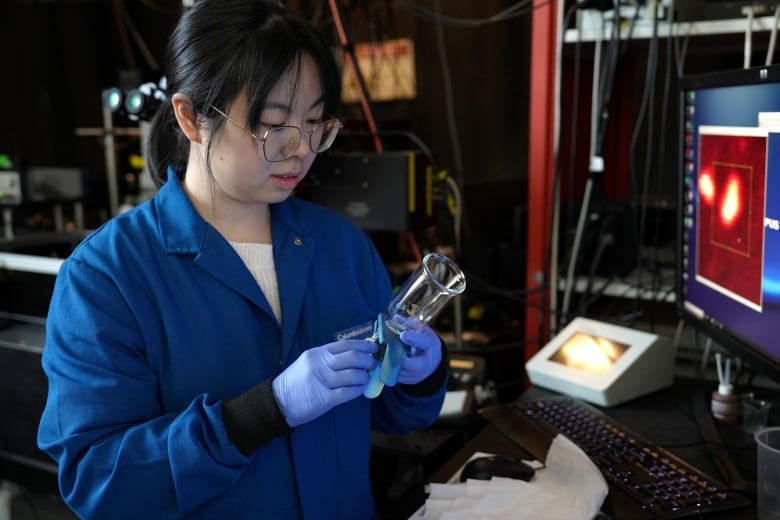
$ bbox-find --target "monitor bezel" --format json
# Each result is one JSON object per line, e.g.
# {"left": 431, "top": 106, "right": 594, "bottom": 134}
{"left": 676, "top": 64, "right": 780, "bottom": 386}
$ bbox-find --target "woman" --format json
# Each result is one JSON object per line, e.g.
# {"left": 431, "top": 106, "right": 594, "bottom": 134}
{"left": 37, "top": 0, "right": 447, "bottom": 517}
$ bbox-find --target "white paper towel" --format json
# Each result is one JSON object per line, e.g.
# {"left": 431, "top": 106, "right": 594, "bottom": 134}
{"left": 411, "top": 434, "right": 608, "bottom": 520}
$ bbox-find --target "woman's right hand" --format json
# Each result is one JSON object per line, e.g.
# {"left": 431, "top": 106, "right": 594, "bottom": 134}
{"left": 272, "top": 340, "right": 379, "bottom": 427}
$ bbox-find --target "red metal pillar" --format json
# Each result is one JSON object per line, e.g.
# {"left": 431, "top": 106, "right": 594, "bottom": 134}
{"left": 525, "top": 0, "right": 559, "bottom": 364}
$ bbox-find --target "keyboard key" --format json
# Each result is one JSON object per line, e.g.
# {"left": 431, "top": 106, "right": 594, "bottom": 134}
{"left": 485, "top": 396, "right": 750, "bottom": 519}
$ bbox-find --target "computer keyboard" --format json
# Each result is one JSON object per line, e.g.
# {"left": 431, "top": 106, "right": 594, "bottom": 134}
{"left": 480, "top": 395, "right": 750, "bottom": 519}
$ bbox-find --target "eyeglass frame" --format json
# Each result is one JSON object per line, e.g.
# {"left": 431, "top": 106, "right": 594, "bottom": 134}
{"left": 210, "top": 105, "right": 343, "bottom": 162}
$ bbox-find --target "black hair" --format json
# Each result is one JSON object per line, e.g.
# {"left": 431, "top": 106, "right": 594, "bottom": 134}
{"left": 146, "top": 0, "right": 341, "bottom": 187}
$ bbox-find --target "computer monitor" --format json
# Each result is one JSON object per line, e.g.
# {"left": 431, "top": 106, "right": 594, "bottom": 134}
{"left": 677, "top": 64, "right": 780, "bottom": 385}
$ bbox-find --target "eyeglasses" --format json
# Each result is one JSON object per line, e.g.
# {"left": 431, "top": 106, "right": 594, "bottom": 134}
{"left": 211, "top": 106, "right": 342, "bottom": 162}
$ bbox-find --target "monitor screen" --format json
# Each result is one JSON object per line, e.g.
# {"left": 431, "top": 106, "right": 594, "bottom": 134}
{"left": 678, "top": 64, "right": 780, "bottom": 384}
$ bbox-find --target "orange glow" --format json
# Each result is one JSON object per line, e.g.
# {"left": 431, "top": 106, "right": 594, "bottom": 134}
{"left": 720, "top": 175, "right": 742, "bottom": 226}
{"left": 699, "top": 170, "right": 715, "bottom": 204}
{"left": 552, "top": 333, "right": 627, "bottom": 375}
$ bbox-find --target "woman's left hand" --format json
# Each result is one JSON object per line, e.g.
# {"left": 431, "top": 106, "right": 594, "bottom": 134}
{"left": 397, "top": 326, "right": 442, "bottom": 385}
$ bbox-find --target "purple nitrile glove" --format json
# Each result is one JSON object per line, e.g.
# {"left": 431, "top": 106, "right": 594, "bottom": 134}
{"left": 397, "top": 325, "right": 442, "bottom": 385}
{"left": 272, "top": 340, "right": 378, "bottom": 427}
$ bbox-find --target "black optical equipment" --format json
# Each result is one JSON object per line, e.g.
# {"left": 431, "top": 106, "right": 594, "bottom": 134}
{"left": 102, "top": 87, "right": 124, "bottom": 112}
{"left": 102, "top": 78, "right": 167, "bottom": 122}
{"left": 124, "top": 81, "right": 165, "bottom": 121}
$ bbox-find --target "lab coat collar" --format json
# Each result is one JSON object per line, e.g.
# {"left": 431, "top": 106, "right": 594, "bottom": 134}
{"left": 154, "top": 167, "right": 315, "bottom": 253}
{"left": 154, "top": 168, "right": 214, "bottom": 254}
{"left": 154, "top": 167, "right": 315, "bottom": 362}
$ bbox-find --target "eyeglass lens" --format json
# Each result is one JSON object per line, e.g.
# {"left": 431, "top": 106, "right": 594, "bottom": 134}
{"left": 264, "top": 120, "right": 340, "bottom": 162}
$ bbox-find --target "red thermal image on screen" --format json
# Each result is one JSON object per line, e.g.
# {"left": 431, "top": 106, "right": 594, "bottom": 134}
{"left": 697, "top": 131, "right": 766, "bottom": 307}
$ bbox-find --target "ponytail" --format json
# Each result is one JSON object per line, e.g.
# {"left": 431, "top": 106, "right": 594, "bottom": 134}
{"left": 146, "top": 101, "right": 189, "bottom": 187}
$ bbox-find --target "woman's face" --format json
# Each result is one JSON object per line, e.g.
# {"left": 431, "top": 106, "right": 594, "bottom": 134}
{"left": 201, "top": 53, "right": 326, "bottom": 208}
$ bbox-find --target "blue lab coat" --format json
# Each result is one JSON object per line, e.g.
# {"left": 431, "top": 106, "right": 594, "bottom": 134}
{"left": 37, "top": 171, "right": 447, "bottom": 519}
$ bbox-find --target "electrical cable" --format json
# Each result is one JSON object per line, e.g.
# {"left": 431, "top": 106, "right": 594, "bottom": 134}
{"left": 574, "top": 4, "right": 628, "bottom": 318}
{"left": 428, "top": 1, "right": 466, "bottom": 350}
{"left": 632, "top": 9, "right": 660, "bottom": 322}
{"left": 335, "top": 2, "right": 405, "bottom": 102}
{"left": 115, "top": 0, "right": 160, "bottom": 71}
{"left": 431, "top": 0, "right": 464, "bottom": 196}
{"left": 559, "top": 2, "right": 691, "bottom": 328}
{"left": 744, "top": 6, "right": 754, "bottom": 69}
{"left": 674, "top": 18, "right": 691, "bottom": 78}
{"left": 560, "top": 6, "right": 605, "bottom": 328}
{"left": 594, "top": 10, "right": 622, "bottom": 156}
{"left": 112, "top": 0, "right": 136, "bottom": 69}
{"left": 618, "top": 1, "right": 639, "bottom": 56}
{"left": 398, "top": 0, "right": 538, "bottom": 29}
{"left": 766, "top": 5, "right": 780, "bottom": 65}
{"left": 576, "top": 226, "right": 614, "bottom": 316}
{"left": 339, "top": 129, "right": 435, "bottom": 167}
{"left": 444, "top": 175, "right": 463, "bottom": 258}
{"left": 327, "top": 0, "right": 384, "bottom": 153}
{"left": 441, "top": 165, "right": 464, "bottom": 350}
{"left": 466, "top": 272, "right": 548, "bottom": 299}
{"left": 562, "top": 0, "right": 626, "bottom": 324}
{"left": 394, "top": 0, "right": 512, "bottom": 265}
{"left": 326, "top": 1, "right": 467, "bottom": 344}
{"left": 647, "top": 1, "right": 678, "bottom": 330}
{"left": 554, "top": 3, "right": 582, "bottom": 333}
{"left": 359, "top": 1, "right": 566, "bottom": 343}
{"left": 564, "top": 22, "right": 583, "bottom": 262}
{"left": 395, "top": 0, "right": 552, "bottom": 258}
{"left": 333, "top": 126, "right": 461, "bottom": 271}
{"left": 626, "top": 4, "right": 658, "bottom": 318}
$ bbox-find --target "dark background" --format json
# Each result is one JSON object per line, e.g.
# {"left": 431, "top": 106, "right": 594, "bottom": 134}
{"left": 0, "top": 0, "right": 535, "bottom": 371}
{"left": 0, "top": 0, "right": 531, "bottom": 273}
{"left": 2, "top": 0, "right": 774, "bottom": 386}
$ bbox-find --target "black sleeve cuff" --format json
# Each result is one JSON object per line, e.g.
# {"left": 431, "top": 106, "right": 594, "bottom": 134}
{"left": 221, "top": 378, "right": 293, "bottom": 456}
{"left": 398, "top": 338, "right": 449, "bottom": 397}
